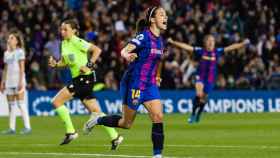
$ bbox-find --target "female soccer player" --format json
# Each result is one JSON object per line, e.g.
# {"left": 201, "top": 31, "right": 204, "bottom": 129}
{"left": 168, "top": 35, "right": 250, "bottom": 123}
{"left": 84, "top": 6, "right": 168, "bottom": 158}
{"left": 48, "top": 19, "right": 123, "bottom": 148}
{"left": 0, "top": 30, "right": 31, "bottom": 134}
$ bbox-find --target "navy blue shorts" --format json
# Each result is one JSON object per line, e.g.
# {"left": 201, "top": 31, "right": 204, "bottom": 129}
{"left": 120, "top": 74, "right": 161, "bottom": 111}
{"left": 196, "top": 80, "right": 214, "bottom": 94}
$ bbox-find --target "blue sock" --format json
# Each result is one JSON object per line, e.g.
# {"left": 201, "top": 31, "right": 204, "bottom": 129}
{"left": 191, "top": 96, "right": 200, "bottom": 116}
{"left": 153, "top": 149, "right": 162, "bottom": 155}
{"left": 152, "top": 123, "right": 164, "bottom": 155}
{"left": 97, "top": 115, "right": 122, "bottom": 127}
{"left": 196, "top": 103, "right": 206, "bottom": 122}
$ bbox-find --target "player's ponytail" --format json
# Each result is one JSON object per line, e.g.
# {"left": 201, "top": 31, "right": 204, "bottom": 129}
{"left": 136, "top": 18, "right": 148, "bottom": 33}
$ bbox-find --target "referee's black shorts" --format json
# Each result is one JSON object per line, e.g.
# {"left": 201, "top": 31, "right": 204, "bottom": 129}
{"left": 67, "top": 73, "right": 96, "bottom": 101}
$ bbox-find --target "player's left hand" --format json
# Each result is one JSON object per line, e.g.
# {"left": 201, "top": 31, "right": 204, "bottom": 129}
{"left": 167, "top": 38, "right": 174, "bottom": 44}
{"left": 243, "top": 39, "right": 250, "bottom": 45}
{"left": 80, "top": 66, "right": 91, "bottom": 74}
{"left": 124, "top": 53, "right": 138, "bottom": 62}
{"left": 156, "top": 77, "right": 162, "bottom": 87}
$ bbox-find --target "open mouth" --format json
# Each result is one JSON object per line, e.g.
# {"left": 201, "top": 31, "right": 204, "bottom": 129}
{"left": 163, "top": 21, "right": 167, "bottom": 25}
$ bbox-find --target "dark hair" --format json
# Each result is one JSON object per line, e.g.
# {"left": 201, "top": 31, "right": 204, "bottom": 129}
{"left": 9, "top": 29, "right": 25, "bottom": 49}
{"left": 136, "top": 6, "right": 160, "bottom": 32}
{"left": 62, "top": 19, "right": 80, "bottom": 35}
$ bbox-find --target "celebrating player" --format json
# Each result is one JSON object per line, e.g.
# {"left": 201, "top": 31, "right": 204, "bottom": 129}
{"left": 83, "top": 6, "right": 168, "bottom": 158}
{"left": 168, "top": 35, "right": 250, "bottom": 123}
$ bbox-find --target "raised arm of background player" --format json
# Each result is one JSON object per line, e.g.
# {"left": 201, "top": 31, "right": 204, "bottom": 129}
{"left": 167, "top": 38, "right": 250, "bottom": 53}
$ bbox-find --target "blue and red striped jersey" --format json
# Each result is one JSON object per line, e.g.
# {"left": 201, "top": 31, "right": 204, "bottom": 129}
{"left": 126, "top": 29, "right": 165, "bottom": 90}
{"left": 194, "top": 47, "right": 224, "bottom": 83}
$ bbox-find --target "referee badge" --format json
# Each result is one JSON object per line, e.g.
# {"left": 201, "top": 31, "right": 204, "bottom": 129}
{"left": 68, "top": 54, "right": 75, "bottom": 62}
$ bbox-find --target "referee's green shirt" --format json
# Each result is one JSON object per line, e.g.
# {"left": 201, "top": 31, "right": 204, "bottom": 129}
{"left": 61, "top": 35, "right": 92, "bottom": 78}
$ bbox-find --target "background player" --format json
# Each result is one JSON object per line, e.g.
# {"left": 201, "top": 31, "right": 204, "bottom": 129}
{"left": 84, "top": 6, "right": 168, "bottom": 158}
{"left": 0, "top": 30, "right": 31, "bottom": 134}
{"left": 168, "top": 35, "right": 250, "bottom": 123}
{"left": 48, "top": 19, "right": 123, "bottom": 148}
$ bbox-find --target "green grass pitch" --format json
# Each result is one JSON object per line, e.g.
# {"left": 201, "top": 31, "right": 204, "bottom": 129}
{"left": 0, "top": 113, "right": 279, "bottom": 158}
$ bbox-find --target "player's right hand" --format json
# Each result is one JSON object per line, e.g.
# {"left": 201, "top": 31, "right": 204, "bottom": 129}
{"left": 80, "top": 66, "right": 91, "bottom": 74}
{"left": 167, "top": 38, "right": 174, "bottom": 44}
{"left": 48, "top": 56, "right": 57, "bottom": 68}
{"left": 156, "top": 77, "right": 162, "bottom": 87}
{"left": 124, "top": 53, "right": 138, "bottom": 62}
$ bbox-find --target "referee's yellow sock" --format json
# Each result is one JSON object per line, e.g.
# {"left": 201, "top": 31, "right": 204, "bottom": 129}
{"left": 100, "top": 113, "right": 118, "bottom": 140}
{"left": 55, "top": 105, "right": 75, "bottom": 134}
{"left": 103, "top": 126, "right": 119, "bottom": 140}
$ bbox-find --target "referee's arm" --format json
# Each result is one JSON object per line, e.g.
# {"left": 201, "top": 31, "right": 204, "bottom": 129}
{"left": 48, "top": 56, "right": 67, "bottom": 68}
{"left": 88, "top": 44, "right": 102, "bottom": 64}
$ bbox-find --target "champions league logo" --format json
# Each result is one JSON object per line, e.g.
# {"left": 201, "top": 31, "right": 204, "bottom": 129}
{"left": 32, "top": 96, "right": 55, "bottom": 116}
{"left": 29, "top": 92, "right": 90, "bottom": 116}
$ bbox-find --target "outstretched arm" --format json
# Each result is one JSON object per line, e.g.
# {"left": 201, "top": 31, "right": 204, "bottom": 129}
{"left": 224, "top": 39, "right": 250, "bottom": 53}
{"left": 167, "top": 38, "right": 194, "bottom": 53}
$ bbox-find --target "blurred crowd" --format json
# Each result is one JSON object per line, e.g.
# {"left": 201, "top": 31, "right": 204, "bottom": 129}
{"left": 0, "top": 0, "right": 279, "bottom": 91}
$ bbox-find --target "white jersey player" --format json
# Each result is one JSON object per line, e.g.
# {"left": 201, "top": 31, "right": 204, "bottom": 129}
{"left": 0, "top": 31, "right": 31, "bottom": 134}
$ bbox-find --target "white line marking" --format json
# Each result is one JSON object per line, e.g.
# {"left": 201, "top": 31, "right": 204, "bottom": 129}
{"left": 0, "top": 144, "right": 278, "bottom": 150}
{"left": 0, "top": 152, "right": 189, "bottom": 158}
{"left": 167, "top": 144, "right": 280, "bottom": 149}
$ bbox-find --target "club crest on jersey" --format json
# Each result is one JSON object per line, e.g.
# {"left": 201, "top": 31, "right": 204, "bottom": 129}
{"left": 5, "top": 53, "right": 16, "bottom": 63}
{"left": 132, "top": 99, "right": 139, "bottom": 105}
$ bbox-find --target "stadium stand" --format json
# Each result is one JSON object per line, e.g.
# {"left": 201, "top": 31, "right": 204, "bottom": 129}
{"left": 0, "top": 0, "right": 279, "bottom": 90}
